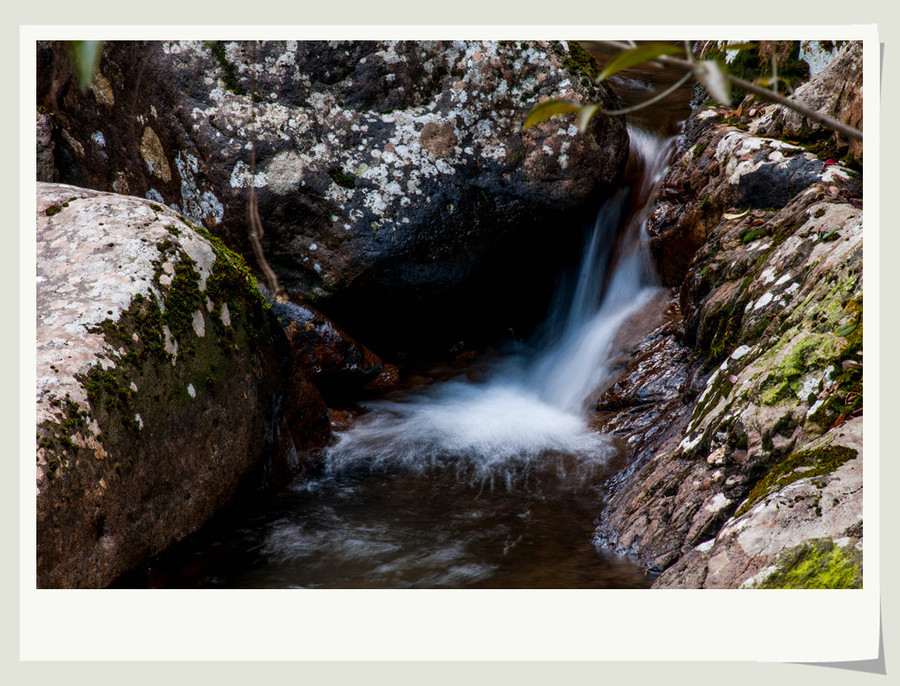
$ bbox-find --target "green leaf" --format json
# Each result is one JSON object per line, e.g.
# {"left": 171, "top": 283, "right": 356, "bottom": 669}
{"left": 721, "top": 42, "right": 757, "bottom": 52}
{"left": 723, "top": 209, "right": 750, "bottom": 219}
{"left": 524, "top": 99, "right": 580, "bottom": 130}
{"left": 835, "top": 322, "right": 858, "bottom": 337}
{"left": 67, "top": 41, "right": 105, "bottom": 91}
{"left": 596, "top": 43, "right": 685, "bottom": 82}
{"left": 575, "top": 104, "right": 601, "bottom": 132}
{"left": 692, "top": 60, "right": 732, "bottom": 106}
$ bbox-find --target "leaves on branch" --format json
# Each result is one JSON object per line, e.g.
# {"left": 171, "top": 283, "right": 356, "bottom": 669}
{"left": 523, "top": 99, "right": 580, "bottom": 129}
{"left": 596, "top": 43, "right": 685, "bottom": 82}
{"left": 575, "top": 104, "right": 601, "bottom": 132}
{"left": 692, "top": 60, "right": 732, "bottom": 106}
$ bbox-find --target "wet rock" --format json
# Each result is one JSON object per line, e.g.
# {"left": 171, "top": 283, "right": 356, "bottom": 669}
{"left": 36, "top": 182, "right": 330, "bottom": 588}
{"left": 36, "top": 39, "right": 629, "bottom": 352}
{"left": 266, "top": 293, "right": 384, "bottom": 399}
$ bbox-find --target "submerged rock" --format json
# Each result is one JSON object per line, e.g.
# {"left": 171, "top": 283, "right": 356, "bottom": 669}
{"left": 37, "top": 39, "right": 629, "bottom": 352}
{"left": 36, "top": 182, "right": 330, "bottom": 588}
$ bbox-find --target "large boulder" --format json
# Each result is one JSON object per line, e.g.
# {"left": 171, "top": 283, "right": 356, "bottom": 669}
{"left": 36, "top": 39, "right": 629, "bottom": 352}
{"left": 654, "top": 417, "right": 862, "bottom": 588}
{"left": 36, "top": 182, "right": 330, "bottom": 588}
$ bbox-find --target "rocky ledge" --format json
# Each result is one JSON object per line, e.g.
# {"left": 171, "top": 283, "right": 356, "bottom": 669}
{"left": 594, "top": 40, "right": 864, "bottom": 588}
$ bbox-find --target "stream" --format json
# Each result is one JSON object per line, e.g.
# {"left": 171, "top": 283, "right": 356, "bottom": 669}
{"left": 118, "top": 46, "right": 694, "bottom": 589}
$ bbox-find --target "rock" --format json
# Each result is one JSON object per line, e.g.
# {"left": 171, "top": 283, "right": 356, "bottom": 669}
{"left": 37, "top": 39, "right": 629, "bottom": 353}
{"left": 654, "top": 417, "right": 862, "bottom": 588}
{"left": 595, "top": 88, "right": 863, "bottom": 584}
{"left": 647, "top": 111, "right": 861, "bottom": 286}
{"left": 36, "top": 182, "right": 330, "bottom": 587}
{"left": 749, "top": 41, "right": 863, "bottom": 161}
{"left": 266, "top": 292, "right": 384, "bottom": 399}
{"left": 36, "top": 110, "right": 54, "bottom": 182}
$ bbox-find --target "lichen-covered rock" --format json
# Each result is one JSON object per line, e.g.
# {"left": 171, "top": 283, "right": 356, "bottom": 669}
{"left": 654, "top": 417, "right": 862, "bottom": 588}
{"left": 595, "top": 101, "right": 863, "bottom": 584}
{"left": 647, "top": 108, "right": 861, "bottom": 286}
{"left": 37, "top": 39, "right": 629, "bottom": 351}
{"left": 36, "top": 182, "right": 330, "bottom": 588}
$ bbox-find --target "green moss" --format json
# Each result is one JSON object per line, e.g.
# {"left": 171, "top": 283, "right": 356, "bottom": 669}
{"left": 561, "top": 40, "right": 600, "bottom": 80}
{"left": 753, "top": 538, "right": 861, "bottom": 589}
{"left": 36, "top": 396, "right": 90, "bottom": 478}
{"left": 162, "top": 256, "right": 203, "bottom": 339}
{"left": 44, "top": 205, "right": 62, "bottom": 216}
{"left": 809, "top": 298, "right": 863, "bottom": 427}
{"left": 740, "top": 227, "right": 768, "bottom": 244}
{"left": 758, "top": 333, "right": 844, "bottom": 406}
{"left": 698, "top": 292, "right": 752, "bottom": 368}
{"left": 735, "top": 444, "right": 857, "bottom": 517}
{"left": 208, "top": 41, "right": 248, "bottom": 97}
{"left": 328, "top": 167, "right": 356, "bottom": 189}
{"left": 694, "top": 140, "right": 709, "bottom": 156}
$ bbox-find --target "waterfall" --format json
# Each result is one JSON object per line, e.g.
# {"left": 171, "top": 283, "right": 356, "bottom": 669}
{"left": 321, "top": 125, "right": 676, "bottom": 484}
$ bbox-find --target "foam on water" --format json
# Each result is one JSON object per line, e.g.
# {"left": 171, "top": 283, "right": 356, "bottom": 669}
{"left": 320, "top": 126, "right": 676, "bottom": 485}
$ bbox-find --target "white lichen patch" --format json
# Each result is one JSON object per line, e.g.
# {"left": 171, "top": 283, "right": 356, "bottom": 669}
{"left": 731, "top": 345, "right": 751, "bottom": 361}
{"left": 175, "top": 152, "right": 224, "bottom": 226}
{"left": 264, "top": 150, "right": 305, "bottom": 194}
{"left": 753, "top": 291, "right": 774, "bottom": 310}
{"left": 800, "top": 40, "right": 840, "bottom": 76}
{"left": 192, "top": 310, "right": 206, "bottom": 337}
{"left": 187, "top": 383, "right": 196, "bottom": 398}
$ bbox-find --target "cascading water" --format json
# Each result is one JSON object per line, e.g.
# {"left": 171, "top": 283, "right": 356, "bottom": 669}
{"left": 134, "top": 126, "right": 678, "bottom": 589}
{"left": 322, "top": 127, "right": 673, "bottom": 481}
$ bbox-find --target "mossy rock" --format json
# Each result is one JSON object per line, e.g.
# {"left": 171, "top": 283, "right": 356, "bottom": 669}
{"left": 751, "top": 538, "right": 862, "bottom": 589}
{"left": 35, "top": 182, "right": 329, "bottom": 588}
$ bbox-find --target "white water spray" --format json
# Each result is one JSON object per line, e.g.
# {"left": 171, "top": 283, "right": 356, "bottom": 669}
{"left": 324, "top": 126, "right": 675, "bottom": 483}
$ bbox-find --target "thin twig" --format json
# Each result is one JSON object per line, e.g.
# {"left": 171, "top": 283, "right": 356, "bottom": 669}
{"left": 245, "top": 41, "right": 284, "bottom": 297}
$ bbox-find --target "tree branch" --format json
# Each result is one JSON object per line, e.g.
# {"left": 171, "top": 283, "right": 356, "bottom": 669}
{"left": 596, "top": 40, "right": 863, "bottom": 142}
